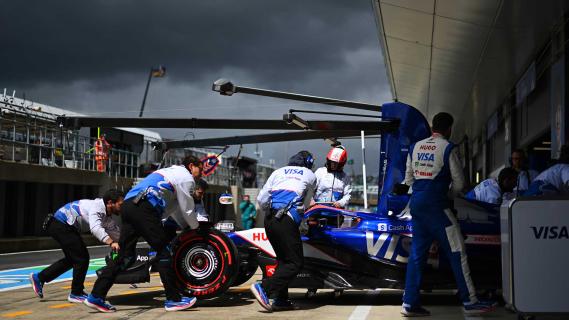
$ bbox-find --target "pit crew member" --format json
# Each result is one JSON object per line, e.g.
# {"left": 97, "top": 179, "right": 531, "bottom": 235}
{"left": 402, "top": 112, "right": 495, "bottom": 317}
{"left": 29, "top": 189, "right": 124, "bottom": 304}
{"left": 525, "top": 145, "right": 569, "bottom": 196}
{"left": 251, "top": 151, "right": 316, "bottom": 312}
{"left": 510, "top": 149, "right": 539, "bottom": 194}
{"left": 465, "top": 167, "right": 518, "bottom": 204}
{"left": 163, "top": 178, "right": 209, "bottom": 242}
{"left": 313, "top": 145, "right": 352, "bottom": 208}
{"left": 85, "top": 156, "right": 203, "bottom": 313}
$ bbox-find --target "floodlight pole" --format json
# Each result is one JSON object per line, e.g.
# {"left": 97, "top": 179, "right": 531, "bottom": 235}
{"left": 139, "top": 68, "right": 153, "bottom": 117}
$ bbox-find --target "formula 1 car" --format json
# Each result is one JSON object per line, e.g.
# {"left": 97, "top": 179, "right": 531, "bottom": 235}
{"left": 98, "top": 196, "right": 501, "bottom": 300}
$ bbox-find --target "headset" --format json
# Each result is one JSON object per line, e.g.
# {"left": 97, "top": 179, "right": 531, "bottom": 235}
{"left": 304, "top": 152, "right": 314, "bottom": 169}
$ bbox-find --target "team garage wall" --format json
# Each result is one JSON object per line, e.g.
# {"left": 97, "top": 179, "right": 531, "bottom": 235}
{"left": 0, "top": 161, "right": 134, "bottom": 237}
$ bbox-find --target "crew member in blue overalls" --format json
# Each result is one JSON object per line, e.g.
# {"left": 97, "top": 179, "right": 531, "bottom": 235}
{"left": 465, "top": 167, "right": 518, "bottom": 204}
{"left": 163, "top": 178, "right": 209, "bottom": 242}
{"left": 84, "top": 155, "right": 203, "bottom": 313}
{"left": 525, "top": 145, "right": 569, "bottom": 196}
{"left": 313, "top": 145, "right": 352, "bottom": 208}
{"left": 250, "top": 151, "right": 316, "bottom": 312}
{"left": 29, "top": 189, "right": 124, "bottom": 303}
{"left": 402, "top": 112, "right": 495, "bottom": 317}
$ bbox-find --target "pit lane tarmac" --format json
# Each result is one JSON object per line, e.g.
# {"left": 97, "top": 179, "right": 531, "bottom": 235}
{"left": 4, "top": 269, "right": 558, "bottom": 320}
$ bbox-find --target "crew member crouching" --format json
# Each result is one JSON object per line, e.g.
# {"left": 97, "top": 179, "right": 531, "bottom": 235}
{"left": 29, "top": 189, "right": 124, "bottom": 304}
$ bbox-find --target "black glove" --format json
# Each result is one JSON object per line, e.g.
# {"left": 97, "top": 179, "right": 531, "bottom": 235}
{"left": 392, "top": 184, "right": 410, "bottom": 195}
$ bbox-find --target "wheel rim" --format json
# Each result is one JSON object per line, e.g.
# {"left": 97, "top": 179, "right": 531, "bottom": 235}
{"left": 185, "top": 246, "right": 216, "bottom": 280}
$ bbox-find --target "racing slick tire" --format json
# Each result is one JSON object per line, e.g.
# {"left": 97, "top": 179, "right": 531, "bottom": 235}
{"left": 171, "top": 227, "right": 239, "bottom": 299}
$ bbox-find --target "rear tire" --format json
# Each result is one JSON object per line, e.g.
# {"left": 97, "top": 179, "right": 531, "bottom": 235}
{"left": 171, "top": 227, "right": 239, "bottom": 299}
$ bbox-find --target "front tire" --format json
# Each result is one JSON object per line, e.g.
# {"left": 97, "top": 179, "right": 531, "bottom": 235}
{"left": 171, "top": 228, "right": 239, "bottom": 299}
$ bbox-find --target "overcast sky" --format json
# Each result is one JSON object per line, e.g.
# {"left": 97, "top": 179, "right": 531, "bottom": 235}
{"left": 0, "top": 0, "right": 392, "bottom": 174}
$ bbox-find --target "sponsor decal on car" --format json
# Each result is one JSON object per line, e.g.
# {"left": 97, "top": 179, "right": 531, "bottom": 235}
{"left": 234, "top": 228, "right": 276, "bottom": 257}
{"left": 136, "top": 255, "right": 149, "bottom": 262}
{"left": 464, "top": 234, "right": 500, "bottom": 245}
{"left": 377, "top": 223, "right": 412, "bottom": 232}
{"left": 265, "top": 264, "right": 277, "bottom": 277}
{"left": 252, "top": 232, "right": 268, "bottom": 241}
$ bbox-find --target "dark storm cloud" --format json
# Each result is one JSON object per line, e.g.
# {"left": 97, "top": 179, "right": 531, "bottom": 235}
{"left": 0, "top": 0, "right": 392, "bottom": 172}
{"left": 0, "top": 0, "right": 379, "bottom": 92}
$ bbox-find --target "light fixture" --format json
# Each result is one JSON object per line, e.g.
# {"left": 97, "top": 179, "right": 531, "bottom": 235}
{"left": 212, "top": 79, "right": 237, "bottom": 96}
{"left": 283, "top": 113, "right": 309, "bottom": 130}
{"left": 325, "top": 138, "right": 340, "bottom": 146}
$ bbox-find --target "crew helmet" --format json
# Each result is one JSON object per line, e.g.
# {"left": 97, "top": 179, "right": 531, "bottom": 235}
{"left": 326, "top": 145, "right": 347, "bottom": 170}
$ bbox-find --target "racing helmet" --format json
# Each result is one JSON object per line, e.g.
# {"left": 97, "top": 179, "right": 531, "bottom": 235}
{"left": 326, "top": 145, "right": 347, "bottom": 171}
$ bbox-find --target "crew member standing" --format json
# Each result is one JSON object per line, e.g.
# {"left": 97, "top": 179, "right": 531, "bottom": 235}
{"left": 313, "top": 145, "right": 352, "bottom": 208}
{"left": 402, "top": 112, "right": 495, "bottom": 317}
{"left": 239, "top": 194, "right": 257, "bottom": 230}
{"left": 250, "top": 151, "right": 316, "bottom": 312}
{"left": 29, "top": 189, "right": 124, "bottom": 303}
{"left": 510, "top": 149, "right": 538, "bottom": 194}
{"left": 84, "top": 156, "right": 203, "bottom": 313}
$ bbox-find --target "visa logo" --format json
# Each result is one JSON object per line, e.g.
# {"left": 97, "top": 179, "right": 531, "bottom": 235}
{"left": 366, "top": 231, "right": 407, "bottom": 262}
{"left": 417, "top": 153, "right": 434, "bottom": 161}
{"left": 530, "top": 226, "right": 569, "bottom": 239}
{"left": 284, "top": 169, "right": 304, "bottom": 175}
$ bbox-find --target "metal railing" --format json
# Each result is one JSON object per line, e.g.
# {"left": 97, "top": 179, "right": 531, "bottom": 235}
{"left": 0, "top": 103, "right": 139, "bottom": 178}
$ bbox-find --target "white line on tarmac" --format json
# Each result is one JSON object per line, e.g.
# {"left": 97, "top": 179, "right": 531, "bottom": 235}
{"left": 0, "top": 242, "right": 148, "bottom": 256}
{"left": 0, "top": 274, "right": 98, "bottom": 292}
{"left": 0, "top": 245, "right": 108, "bottom": 256}
{"left": 347, "top": 289, "right": 380, "bottom": 320}
{"left": 348, "top": 305, "right": 372, "bottom": 320}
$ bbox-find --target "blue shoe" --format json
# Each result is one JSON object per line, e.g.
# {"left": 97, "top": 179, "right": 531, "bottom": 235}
{"left": 401, "top": 305, "right": 431, "bottom": 317}
{"left": 68, "top": 292, "right": 88, "bottom": 303}
{"left": 250, "top": 282, "right": 272, "bottom": 312}
{"left": 29, "top": 273, "right": 43, "bottom": 299}
{"left": 164, "top": 296, "right": 197, "bottom": 311}
{"left": 463, "top": 300, "right": 495, "bottom": 315}
{"left": 84, "top": 294, "right": 117, "bottom": 313}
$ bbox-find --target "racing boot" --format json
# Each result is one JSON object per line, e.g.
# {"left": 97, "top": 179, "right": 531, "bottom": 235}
{"left": 68, "top": 291, "right": 88, "bottom": 303}
{"left": 29, "top": 273, "right": 44, "bottom": 299}
{"left": 401, "top": 305, "right": 431, "bottom": 317}
{"left": 164, "top": 296, "right": 197, "bottom": 312}
{"left": 271, "top": 299, "right": 299, "bottom": 311}
{"left": 250, "top": 282, "right": 272, "bottom": 312}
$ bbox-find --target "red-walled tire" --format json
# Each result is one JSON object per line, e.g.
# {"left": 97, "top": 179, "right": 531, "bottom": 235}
{"left": 171, "top": 227, "right": 239, "bottom": 299}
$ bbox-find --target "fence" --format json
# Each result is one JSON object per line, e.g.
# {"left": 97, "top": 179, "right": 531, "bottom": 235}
{"left": 0, "top": 102, "right": 139, "bottom": 178}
